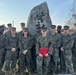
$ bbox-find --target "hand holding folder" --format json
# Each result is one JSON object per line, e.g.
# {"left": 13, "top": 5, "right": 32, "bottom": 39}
{"left": 39, "top": 48, "right": 49, "bottom": 56}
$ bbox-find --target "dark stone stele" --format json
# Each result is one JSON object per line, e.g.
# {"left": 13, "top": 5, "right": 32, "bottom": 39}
{"left": 27, "top": 2, "right": 52, "bottom": 35}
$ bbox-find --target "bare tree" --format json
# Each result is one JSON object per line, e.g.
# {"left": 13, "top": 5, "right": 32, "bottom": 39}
{"left": 65, "top": 0, "right": 76, "bottom": 29}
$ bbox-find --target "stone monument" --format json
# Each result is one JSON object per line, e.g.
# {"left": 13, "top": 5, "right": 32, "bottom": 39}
{"left": 27, "top": 2, "right": 52, "bottom": 35}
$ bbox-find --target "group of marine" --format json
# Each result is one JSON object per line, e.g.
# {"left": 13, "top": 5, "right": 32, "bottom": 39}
{"left": 0, "top": 22, "right": 76, "bottom": 75}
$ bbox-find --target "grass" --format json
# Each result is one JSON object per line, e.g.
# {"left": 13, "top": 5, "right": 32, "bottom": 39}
{"left": 2, "top": 61, "right": 29, "bottom": 75}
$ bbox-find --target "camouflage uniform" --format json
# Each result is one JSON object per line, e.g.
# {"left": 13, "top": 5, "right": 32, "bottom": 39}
{"left": 18, "top": 33, "right": 33, "bottom": 74}
{"left": 48, "top": 25, "right": 61, "bottom": 74}
{"left": 4, "top": 30, "right": 11, "bottom": 37}
{"left": 31, "top": 31, "right": 42, "bottom": 71}
{"left": 17, "top": 31, "right": 23, "bottom": 37}
{"left": 50, "top": 32, "right": 61, "bottom": 73}
{"left": 17, "top": 30, "right": 23, "bottom": 64}
{"left": 0, "top": 26, "right": 6, "bottom": 75}
{"left": 61, "top": 32, "right": 74, "bottom": 74}
{"left": 17, "top": 31, "right": 23, "bottom": 69}
{"left": 5, "top": 34, "right": 18, "bottom": 71}
{"left": 57, "top": 25, "right": 66, "bottom": 73}
{"left": 4, "top": 23, "right": 12, "bottom": 37}
{"left": 72, "top": 32, "right": 76, "bottom": 72}
{"left": 17, "top": 22, "right": 25, "bottom": 37}
{"left": 59, "top": 33, "right": 66, "bottom": 73}
{"left": 33, "top": 32, "right": 42, "bottom": 43}
{"left": 36, "top": 35, "right": 52, "bottom": 75}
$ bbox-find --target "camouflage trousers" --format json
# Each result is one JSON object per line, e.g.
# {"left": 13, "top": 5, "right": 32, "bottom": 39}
{"left": 62, "top": 50, "right": 73, "bottom": 74}
{"left": 5, "top": 50, "right": 18, "bottom": 71}
{"left": 19, "top": 52, "right": 31, "bottom": 72}
{"left": 72, "top": 52, "right": 76, "bottom": 72}
{"left": 52, "top": 48, "right": 59, "bottom": 72}
{"left": 60, "top": 51, "right": 66, "bottom": 73}
{"left": 36, "top": 55, "right": 50, "bottom": 75}
{"left": 0, "top": 51, "right": 5, "bottom": 70}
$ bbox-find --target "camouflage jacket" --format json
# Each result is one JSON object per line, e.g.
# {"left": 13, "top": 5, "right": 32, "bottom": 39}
{"left": 33, "top": 32, "right": 42, "bottom": 45}
{"left": 36, "top": 35, "right": 53, "bottom": 55}
{"left": 4, "top": 30, "right": 11, "bottom": 37}
{"left": 18, "top": 36, "right": 33, "bottom": 53}
{"left": 6, "top": 34, "right": 18, "bottom": 50}
{"left": 50, "top": 33, "right": 61, "bottom": 48}
{"left": 17, "top": 31, "right": 23, "bottom": 37}
{"left": 0, "top": 34, "right": 6, "bottom": 52}
{"left": 71, "top": 32, "right": 76, "bottom": 52}
{"left": 61, "top": 33, "right": 74, "bottom": 50}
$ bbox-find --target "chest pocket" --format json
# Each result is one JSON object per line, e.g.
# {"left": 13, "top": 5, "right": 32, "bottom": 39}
{"left": 63, "top": 36, "right": 69, "bottom": 42}
{"left": 9, "top": 37, "right": 17, "bottom": 45}
{"left": 52, "top": 35, "right": 58, "bottom": 46}
{"left": 53, "top": 35, "right": 58, "bottom": 42}
{"left": 22, "top": 38, "right": 30, "bottom": 46}
{"left": 40, "top": 38, "right": 49, "bottom": 47}
{"left": 62, "top": 35, "right": 70, "bottom": 46}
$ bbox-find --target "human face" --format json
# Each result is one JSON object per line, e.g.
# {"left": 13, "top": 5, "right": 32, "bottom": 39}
{"left": 36, "top": 28, "right": 41, "bottom": 32}
{"left": 11, "top": 30, "right": 16, "bottom": 35}
{"left": 63, "top": 29, "right": 69, "bottom": 34}
{"left": 41, "top": 30, "right": 47, "bottom": 36}
{"left": 8, "top": 27, "right": 12, "bottom": 30}
{"left": 23, "top": 31, "right": 28, "bottom": 36}
{"left": 21, "top": 26, "right": 25, "bottom": 30}
{"left": 51, "top": 28, "right": 56, "bottom": 33}
{"left": 57, "top": 29, "right": 62, "bottom": 33}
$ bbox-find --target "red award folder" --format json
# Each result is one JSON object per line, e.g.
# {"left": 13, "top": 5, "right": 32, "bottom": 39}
{"left": 39, "top": 48, "right": 49, "bottom": 56}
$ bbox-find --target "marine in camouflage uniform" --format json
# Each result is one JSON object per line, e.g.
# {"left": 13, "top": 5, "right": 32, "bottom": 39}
{"left": 0, "top": 25, "right": 6, "bottom": 67}
{"left": 57, "top": 25, "right": 66, "bottom": 73}
{"left": 17, "top": 22, "right": 26, "bottom": 73}
{"left": 60, "top": 26, "right": 74, "bottom": 74}
{"left": 0, "top": 25, "right": 6, "bottom": 75}
{"left": 31, "top": 24, "right": 42, "bottom": 72}
{"left": 18, "top": 28, "right": 33, "bottom": 75}
{"left": 33, "top": 24, "right": 42, "bottom": 43}
{"left": 50, "top": 25, "right": 61, "bottom": 74}
{"left": 5, "top": 27, "right": 18, "bottom": 75}
{"left": 72, "top": 26, "right": 76, "bottom": 73}
{"left": 4, "top": 23, "right": 12, "bottom": 37}
{"left": 17, "top": 23, "right": 25, "bottom": 37}
{"left": 36, "top": 26, "right": 53, "bottom": 75}
{"left": 2, "top": 24, "right": 12, "bottom": 75}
